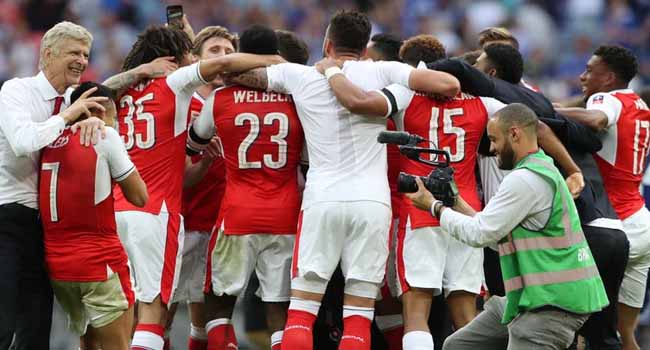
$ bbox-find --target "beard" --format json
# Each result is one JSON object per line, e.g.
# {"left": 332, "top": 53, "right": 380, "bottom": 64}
{"left": 497, "top": 141, "right": 516, "bottom": 170}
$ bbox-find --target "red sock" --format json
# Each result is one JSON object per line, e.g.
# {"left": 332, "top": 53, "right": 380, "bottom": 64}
{"left": 188, "top": 337, "right": 208, "bottom": 350}
{"left": 131, "top": 324, "right": 165, "bottom": 350}
{"left": 281, "top": 309, "right": 317, "bottom": 350}
{"left": 338, "top": 315, "right": 372, "bottom": 350}
{"left": 206, "top": 319, "right": 237, "bottom": 350}
{"left": 382, "top": 326, "right": 404, "bottom": 350}
{"left": 271, "top": 330, "right": 283, "bottom": 350}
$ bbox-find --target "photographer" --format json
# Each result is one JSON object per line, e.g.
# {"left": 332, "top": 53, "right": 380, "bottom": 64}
{"left": 407, "top": 103, "right": 609, "bottom": 350}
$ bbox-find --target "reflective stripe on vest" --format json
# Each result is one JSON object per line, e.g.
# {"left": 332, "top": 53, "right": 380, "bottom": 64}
{"left": 498, "top": 156, "right": 591, "bottom": 293}
{"left": 503, "top": 263, "right": 600, "bottom": 293}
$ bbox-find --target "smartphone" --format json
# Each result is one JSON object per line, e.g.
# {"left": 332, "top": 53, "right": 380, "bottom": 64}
{"left": 166, "top": 5, "right": 184, "bottom": 29}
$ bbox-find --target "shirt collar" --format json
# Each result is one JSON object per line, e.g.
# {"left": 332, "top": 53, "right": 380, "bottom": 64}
{"left": 35, "top": 71, "right": 62, "bottom": 101}
{"left": 608, "top": 88, "right": 634, "bottom": 94}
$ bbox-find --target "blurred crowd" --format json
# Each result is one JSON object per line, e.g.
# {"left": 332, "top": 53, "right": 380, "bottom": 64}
{"left": 0, "top": 0, "right": 648, "bottom": 100}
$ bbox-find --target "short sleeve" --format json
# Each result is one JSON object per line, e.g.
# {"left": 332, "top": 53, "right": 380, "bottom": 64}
{"left": 100, "top": 128, "right": 135, "bottom": 182}
{"left": 479, "top": 96, "right": 507, "bottom": 117}
{"left": 380, "top": 84, "right": 415, "bottom": 118}
{"left": 267, "top": 63, "right": 308, "bottom": 94}
{"left": 374, "top": 61, "right": 413, "bottom": 88}
{"left": 166, "top": 63, "right": 208, "bottom": 97}
{"left": 586, "top": 93, "right": 622, "bottom": 128}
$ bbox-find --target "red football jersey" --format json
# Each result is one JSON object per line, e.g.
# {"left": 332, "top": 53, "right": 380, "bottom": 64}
{"left": 589, "top": 90, "right": 650, "bottom": 219}
{"left": 114, "top": 63, "right": 205, "bottom": 215}
{"left": 40, "top": 128, "right": 135, "bottom": 281}
{"left": 182, "top": 94, "right": 226, "bottom": 232}
{"left": 398, "top": 94, "right": 503, "bottom": 229}
{"left": 387, "top": 118, "right": 401, "bottom": 218}
{"left": 189, "top": 86, "right": 303, "bottom": 235}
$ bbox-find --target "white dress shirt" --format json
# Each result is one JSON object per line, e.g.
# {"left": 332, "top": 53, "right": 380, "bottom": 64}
{"left": 440, "top": 168, "right": 553, "bottom": 248}
{"left": 0, "top": 71, "right": 71, "bottom": 209}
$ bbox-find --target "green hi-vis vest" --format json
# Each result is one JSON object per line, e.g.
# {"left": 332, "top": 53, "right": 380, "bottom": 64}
{"left": 498, "top": 150, "right": 609, "bottom": 324}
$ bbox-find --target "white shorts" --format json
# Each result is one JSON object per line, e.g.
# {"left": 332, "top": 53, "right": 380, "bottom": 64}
{"left": 116, "top": 211, "right": 185, "bottom": 305}
{"left": 378, "top": 217, "right": 400, "bottom": 300}
{"left": 206, "top": 226, "right": 294, "bottom": 302}
{"left": 619, "top": 206, "right": 650, "bottom": 308}
{"left": 292, "top": 201, "right": 392, "bottom": 299}
{"left": 173, "top": 230, "right": 210, "bottom": 303}
{"left": 397, "top": 223, "right": 483, "bottom": 297}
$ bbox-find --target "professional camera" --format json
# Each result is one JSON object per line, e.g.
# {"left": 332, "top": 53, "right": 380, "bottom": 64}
{"left": 378, "top": 131, "right": 458, "bottom": 207}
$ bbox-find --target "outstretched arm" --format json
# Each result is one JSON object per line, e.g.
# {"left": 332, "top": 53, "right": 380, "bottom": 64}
{"left": 199, "top": 54, "right": 282, "bottom": 83}
{"left": 554, "top": 107, "right": 609, "bottom": 133}
{"left": 103, "top": 57, "right": 178, "bottom": 97}
{"left": 536, "top": 121, "right": 584, "bottom": 198}
{"left": 226, "top": 68, "right": 269, "bottom": 91}
{"left": 427, "top": 59, "right": 496, "bottom": 97}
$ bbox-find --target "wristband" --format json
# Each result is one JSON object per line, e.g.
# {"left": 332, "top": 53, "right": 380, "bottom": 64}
{"left": 431, "top": 200, "right": 443, "bottom": 218}
{"left": 324, "top": 66, "right": 343, "bottom": 80}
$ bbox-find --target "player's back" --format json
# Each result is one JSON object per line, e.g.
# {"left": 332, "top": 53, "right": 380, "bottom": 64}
{"left": 594, "top": 90, "right": 650, "bottom": 219}
{"left": 399, "top": 93, "right": 492, "bottom": 229}
{"left": 114, "top": 63, "right": 204, "bottom": 215}
{"left": 266, "top": 60, "right": 413, "bottom": 208}
{"left": 40, "top": 128, "right": 132, "bottom": 281}
{"left": 210, "top": 85, "right": 303, "bottom": 234}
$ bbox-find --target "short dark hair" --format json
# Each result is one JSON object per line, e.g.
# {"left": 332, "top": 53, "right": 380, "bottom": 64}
{"left": 399, "top": 34, "right": 446, "bottom": 67}
{"left": 369, "top": 33, "right": 402, "bottom": 61}
{"left": 122, "top": 25, "right": 192, "bottom": 71}
{"left": 328, "top": 10, "right": 371, "bottom": 55}
{"left": 483, "top": 44, "right": 524, "bottom": 84}
{"left": 71, "top": 82, "right": 116, "bottom": 104}
{"left": 276, "top": 30, "right": 309, "bottom": 65}
{"left": 594, "top": 45, "right": 638, "bottom": 84}
{"left": 239, "top": 24, "right": 278, "bottom": 55}
{"left": 494, "top": 103, "right": 538, "bottom": 136}
{"left": 478, "top": 27, "right": 519, "bottom": 49}
{"left": 455, "top": 50, "right": 482, "bottom": 65}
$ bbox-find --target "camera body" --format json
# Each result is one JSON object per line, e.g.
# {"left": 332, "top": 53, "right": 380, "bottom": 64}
{"left": 377, "top": 130, "right": 458, "bottom": 207}
{"left": 398, "top": 167, "right": 458, "bottom": 207}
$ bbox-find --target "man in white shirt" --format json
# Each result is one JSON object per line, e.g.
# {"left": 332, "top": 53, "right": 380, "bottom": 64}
{"left": 228, "top": 10, "right": 460, "bottom": 350}
{"left": 0, "top": 21, "right": 109, "bottom": 350}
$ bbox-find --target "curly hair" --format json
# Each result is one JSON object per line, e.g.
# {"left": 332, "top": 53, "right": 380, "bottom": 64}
{"left": 121, "top": 25, "right": 192, "bottom": 72}
{"left": 483, "top": 44, "right": 524, "bottom": 84}
{"left": 369, "top": 33, "right": 402, "bottom": 62}
{"left": 276, "top": 30, "right": 309, "bottom": 65}
{"left": 594, "top": 45, "right": 638, "bottom": 84}
{"left": 192, "top": 26, "right": 238, "bottom": 56}
{"left": 399, "top": 34, "right": 446, "bottom": 67}
{"left": 328, "top": 10, "right": 371, "bottom": 55}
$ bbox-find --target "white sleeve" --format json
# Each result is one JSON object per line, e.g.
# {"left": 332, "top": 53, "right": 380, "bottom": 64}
{"left": 166, "top": 62, "right": 208, "bottom": 99}
{"left": 100, "top": 128, "right": 135, "bottom": 182}
{"left": 375, "top": 61, "right": 414, "bottom": 88}
{"left": 187, "top": 90, "right": 216, "bottom": 154}
{"left": 266, "top": 63, "right": 307, "bottom": 94}
{"left": 586, "top": 93, "right": 622, "bottom": 128}
{"left": 479, "top": 96, "right": 507, "bottom": 117}
{"left": 440, "top": 169, "right": 548, "bottom": 247}
{"left": 379, "top": 83, "right": 415, "bottom": 118}
{"left": 0, "top": 79, "right": 66, "bottom": 157}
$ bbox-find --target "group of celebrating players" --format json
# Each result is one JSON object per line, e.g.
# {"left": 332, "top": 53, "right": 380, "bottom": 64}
{"left": 23, "top": 6, "right": 650, "bottom": 350}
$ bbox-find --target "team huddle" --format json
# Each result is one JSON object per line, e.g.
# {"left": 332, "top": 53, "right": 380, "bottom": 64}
{"left": 5, "top": 7, "right": 650, "bottom": 350}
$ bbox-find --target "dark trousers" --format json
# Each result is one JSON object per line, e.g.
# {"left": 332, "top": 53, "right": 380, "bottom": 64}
{"left": 0, "top": 203, "right": 53, "bottom": 350}
{"left": 579, "top": 224, "right": 629, "bottom": 350}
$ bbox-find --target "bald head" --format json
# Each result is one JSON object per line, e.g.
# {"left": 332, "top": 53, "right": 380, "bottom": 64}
{"left": 487, "top": 103, "right": 539, "bottom": 170}
{"left": 493, "top": 103, "right": 538, "bottom": 137}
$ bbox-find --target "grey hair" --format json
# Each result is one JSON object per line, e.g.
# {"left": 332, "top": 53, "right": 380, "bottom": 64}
{"left": 39, "top": 21, "right": 93, "bottom": 69}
